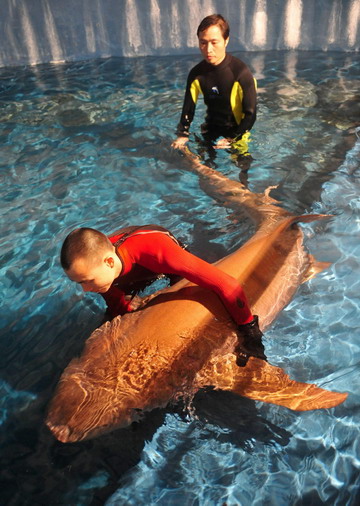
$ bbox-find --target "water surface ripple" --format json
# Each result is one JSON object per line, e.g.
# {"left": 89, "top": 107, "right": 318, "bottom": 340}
{"left": 0, "top": 51, "right": 359, "bottom": 505}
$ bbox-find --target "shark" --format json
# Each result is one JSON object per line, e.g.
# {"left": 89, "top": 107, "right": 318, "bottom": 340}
{"left": 46, "top": 147, "right": 347, "bottom": 443}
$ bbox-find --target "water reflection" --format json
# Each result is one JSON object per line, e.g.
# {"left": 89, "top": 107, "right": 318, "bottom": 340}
{"left": 0, "top": 50, "right": 359, "bottom": 505}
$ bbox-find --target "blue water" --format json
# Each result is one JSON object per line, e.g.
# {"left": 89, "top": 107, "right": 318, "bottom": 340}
{"left": 0, "top": 51, "right": 359, "bottom": 505}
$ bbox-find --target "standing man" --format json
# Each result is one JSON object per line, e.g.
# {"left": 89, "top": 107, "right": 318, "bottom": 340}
{"left": 172, "top": 14, "right": 257, "bottom": 173}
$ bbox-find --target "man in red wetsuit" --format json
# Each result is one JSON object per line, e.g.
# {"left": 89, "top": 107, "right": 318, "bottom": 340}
{"left": 60, "top": 225, "right": 266, "bottom": 366}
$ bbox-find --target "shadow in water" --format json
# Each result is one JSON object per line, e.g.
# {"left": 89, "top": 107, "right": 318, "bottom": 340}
{"left": 269, "top": 131, "right": 357, "bottom": 214}
{"left": 0, "top": 300, "right": 166, "bottom": 505}
{"left": 99, "top": 391, "right": 292, "bottom": 505}
{"left": 183, "top": 388, "right": 291, "bottom": 450}
{"left": 0, "top": 401, "right": 167, "bottom": 506}
{"left": 0, "top": 382, "right": 292, "bottom": 505}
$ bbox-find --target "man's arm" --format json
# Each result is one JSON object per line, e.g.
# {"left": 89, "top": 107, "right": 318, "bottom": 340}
{"left": 127, "top": 232, "right": 253, "bottom": 325}
{"left": 100, "top": 285, "right": 132, "bottom": 318}
{"left": 234, "top": 73, "right": 257, "bottom": 141}
{"left": 172, "top": 74, "right": 202, "bottom": 147}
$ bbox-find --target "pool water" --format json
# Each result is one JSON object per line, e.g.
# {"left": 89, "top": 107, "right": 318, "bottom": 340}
{"left": 0, "top": 51, "right": 359, "bottom": 505}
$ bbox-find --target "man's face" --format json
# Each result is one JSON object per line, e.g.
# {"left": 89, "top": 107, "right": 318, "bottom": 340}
{"left": 65, "top": 255, "right": 116, "bottom": 293}
{"left": 198, "top": 25, "right": 229, "bottom": 65}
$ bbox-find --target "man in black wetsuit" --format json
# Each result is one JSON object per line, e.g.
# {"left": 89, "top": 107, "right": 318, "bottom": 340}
{"left": 172, "top": 14, "right": 257, "bottom": 176}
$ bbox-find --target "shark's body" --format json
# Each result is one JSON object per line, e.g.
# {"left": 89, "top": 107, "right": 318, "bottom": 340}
{"left": 46, "top": 149, "right": 347, "bottom": 443}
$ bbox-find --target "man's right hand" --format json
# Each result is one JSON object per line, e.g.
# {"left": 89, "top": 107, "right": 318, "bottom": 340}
{"left": 171, "top": 136, "right": 189, "bottom": 149}
{"left": 214, "top": 137, "right": 232, "bottom": 149}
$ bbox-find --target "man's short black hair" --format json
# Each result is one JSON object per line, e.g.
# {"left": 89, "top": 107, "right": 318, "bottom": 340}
{"left": 60, "top": 227, "right": 112, "bottom": 270}
{"left": 197, "top": 14, "right": 230, "bottom": 40}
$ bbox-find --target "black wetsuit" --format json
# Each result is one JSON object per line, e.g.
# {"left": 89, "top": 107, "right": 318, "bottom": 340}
{"left": 176, "top": 53, "right": 257, "bottom": 142}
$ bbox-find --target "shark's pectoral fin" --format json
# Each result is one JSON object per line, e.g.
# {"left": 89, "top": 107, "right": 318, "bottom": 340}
{"left": 233, "top": 358, "right": 348, "bottom": 410}
{"left": 197, "top": 356, "right": 347, "bottom": 411}
{"left": 302, "top": 256, "right": 331, "bottom": 283}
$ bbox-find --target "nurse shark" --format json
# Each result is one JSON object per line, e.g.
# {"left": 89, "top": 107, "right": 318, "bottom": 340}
{"left": 46, "top": 148, "right": 347, "bottom": 443}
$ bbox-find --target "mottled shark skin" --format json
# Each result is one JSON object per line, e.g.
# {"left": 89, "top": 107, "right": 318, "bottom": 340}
{"left": 46, "top": 149, "right": 347, "bottom": 443}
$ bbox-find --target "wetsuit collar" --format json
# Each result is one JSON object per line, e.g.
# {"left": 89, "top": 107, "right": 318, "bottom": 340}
{"left": 204, "top": 52, "right": 230, "bottom": 70}
{"left": 115, "top": 247, "right": 124, "bottom": 277}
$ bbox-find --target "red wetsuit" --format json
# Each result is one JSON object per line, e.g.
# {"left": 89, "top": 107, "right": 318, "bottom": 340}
{"left": 101, "top": 225, "right": 253, "bottom": 325}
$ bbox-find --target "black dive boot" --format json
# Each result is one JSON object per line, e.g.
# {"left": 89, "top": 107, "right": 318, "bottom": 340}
{"left": 234, "top": 315, "right": 267, "bottom": 367}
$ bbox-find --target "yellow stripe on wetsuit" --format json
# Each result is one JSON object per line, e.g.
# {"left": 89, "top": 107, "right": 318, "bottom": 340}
{"left": 230, "top": 77, "right": 257, "bottom": 125}
{"left": 190, "top": 79, "right": 203, "bottom": 104}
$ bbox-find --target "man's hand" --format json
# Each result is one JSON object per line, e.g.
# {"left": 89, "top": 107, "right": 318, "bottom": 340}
{"left": 128, "top": 295, "right": 143, "bottom": 311}
{"left": 234, "top": 315, "right": 267, "bottom": 367}
{"left": 171, "top": 136, "right": 189, "bottom": 149}
{"left": 214, "top": 137, "right": 232, "bottom": 149}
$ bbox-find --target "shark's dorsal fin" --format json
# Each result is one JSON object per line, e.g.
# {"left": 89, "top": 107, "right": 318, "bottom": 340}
{"left": 302, "top": 257, "right": 332, "bottom": 283}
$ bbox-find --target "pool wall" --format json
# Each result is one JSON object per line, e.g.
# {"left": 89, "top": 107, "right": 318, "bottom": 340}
{"left": 1, "top": 0, "right": 359, "bottom": 67}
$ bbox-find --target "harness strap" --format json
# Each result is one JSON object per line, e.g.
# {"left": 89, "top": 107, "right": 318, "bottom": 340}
{"left": 112, "top": 225, "right": 181, "bottom": 249}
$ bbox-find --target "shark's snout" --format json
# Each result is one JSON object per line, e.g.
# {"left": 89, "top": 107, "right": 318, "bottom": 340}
{"left": 46, "top": 422, "right": 72, "bottom": 443}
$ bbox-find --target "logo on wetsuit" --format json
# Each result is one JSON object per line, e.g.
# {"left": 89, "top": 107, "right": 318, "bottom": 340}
{"left": 211, "top": 86, "right": 219, "bottom": 95}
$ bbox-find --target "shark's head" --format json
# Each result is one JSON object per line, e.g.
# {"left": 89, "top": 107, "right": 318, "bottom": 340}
{"left": 45, "top": 368, "right": 138, "bottom": 442}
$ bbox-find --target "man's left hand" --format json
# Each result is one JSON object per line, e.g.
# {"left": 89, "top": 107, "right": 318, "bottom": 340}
{"left": 234, "top": 315, "right": 267, "bottom": 367}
